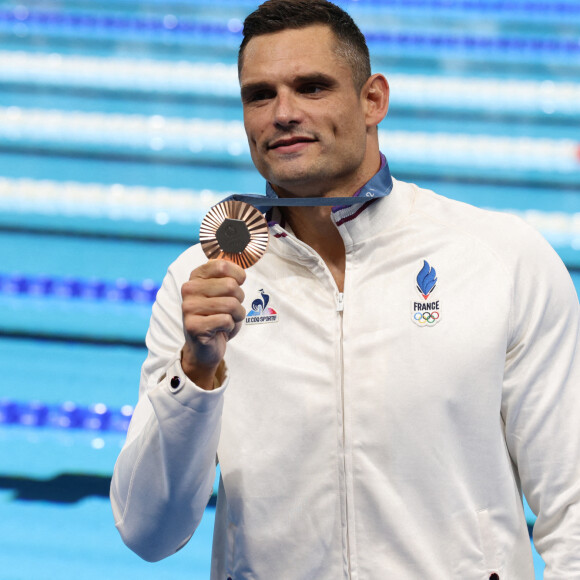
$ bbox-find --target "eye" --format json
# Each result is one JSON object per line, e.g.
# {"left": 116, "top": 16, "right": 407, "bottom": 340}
{"left": 299, "top": 84, "right": 326, "bottom": 95}
{"left": 243, "top": 89, "right": 275, "bottom": 104}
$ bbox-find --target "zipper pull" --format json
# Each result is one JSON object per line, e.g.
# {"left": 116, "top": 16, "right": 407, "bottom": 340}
{"left": 336, "top": 292, "right": 344, "bottom": 312}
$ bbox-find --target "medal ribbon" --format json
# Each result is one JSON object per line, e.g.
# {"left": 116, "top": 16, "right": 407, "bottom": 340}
{"left": 199, "top": 156, "right": 394, "bottom": 268}
{"left": 224, "top": 155, "right": 394, "bottom": 211}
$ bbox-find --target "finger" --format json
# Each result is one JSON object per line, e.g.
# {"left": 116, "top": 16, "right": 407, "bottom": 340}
{"left": 184, "top": 312, "right": 239, "bottom": 344}
{"left": 192, "top": 259, "right": 246, "bottom": 286}
{"left": 183, "top": 296, "right": 246, "bottom": 322}
{"left": 182, "top": 277, "right": 245, "bottom": 303}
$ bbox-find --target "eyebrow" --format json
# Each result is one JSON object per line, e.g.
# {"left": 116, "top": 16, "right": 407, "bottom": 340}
{"left": 293, "top": 72, "right": 337, "bottom": 87}
{"left": 240, "top": 72, "right": 338, "bottom": 101}
{"left": 240, "top": 81, "right": 272, "bottom": 102}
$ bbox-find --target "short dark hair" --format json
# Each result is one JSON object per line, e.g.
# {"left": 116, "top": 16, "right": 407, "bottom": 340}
{"left": 238, "top": 0, "right": 371, "bottom": 91}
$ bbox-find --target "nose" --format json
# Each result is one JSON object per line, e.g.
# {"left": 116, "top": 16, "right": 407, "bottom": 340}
{"left": 273, "top": 89, "right": 301, "bottom": 128}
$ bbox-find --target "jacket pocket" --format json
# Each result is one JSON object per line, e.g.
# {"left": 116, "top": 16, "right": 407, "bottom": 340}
{"left": 476, "top": 508, "right": 503, "bottom": 579}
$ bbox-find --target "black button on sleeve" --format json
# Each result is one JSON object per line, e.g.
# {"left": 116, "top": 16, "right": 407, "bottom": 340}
{"left": 170, "top": 376, "right": 181, "bottom": 390}
{"left": 490, "top": 573, "right": 500, "bottom": 580}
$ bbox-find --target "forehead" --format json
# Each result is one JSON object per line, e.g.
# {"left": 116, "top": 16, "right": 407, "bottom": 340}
{"left": 240, "top": 25, "right": 350, "bottom": 84}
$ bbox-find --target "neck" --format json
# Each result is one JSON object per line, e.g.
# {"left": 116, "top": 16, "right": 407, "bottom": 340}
{"left": 270, "top": 150, "right": 385, "bottom": 292}
{"left": 282, "top": 205, "right": 345, "bottom": 292}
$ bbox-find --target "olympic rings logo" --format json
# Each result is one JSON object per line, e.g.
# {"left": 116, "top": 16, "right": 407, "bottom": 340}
{"left": 413, "top": 311, "right": 440, "bottom": 324}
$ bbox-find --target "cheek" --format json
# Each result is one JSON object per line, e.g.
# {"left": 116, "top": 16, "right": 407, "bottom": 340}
{"left": 341, "top": 110, "right": 367, "bottom": 143}
{"left": 243, "top": 110, "right": 263, "bottom": 143}
{"left": 243, "top": 122, "right": 256, "bottom": 146}
{"left": 325, "top": 101, "right": 364, "bottom": 134}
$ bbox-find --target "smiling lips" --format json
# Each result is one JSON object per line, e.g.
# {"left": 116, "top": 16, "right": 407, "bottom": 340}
{"left": 268, "top": 135, "right": 317, "bottom": 152}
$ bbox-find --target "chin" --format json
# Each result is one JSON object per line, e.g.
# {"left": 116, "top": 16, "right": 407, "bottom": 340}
{"left": 269, "top": 171, "right": 323, "bottom": 192}
{"left": 267, "top": 162, "right": 329, "bottom": 188}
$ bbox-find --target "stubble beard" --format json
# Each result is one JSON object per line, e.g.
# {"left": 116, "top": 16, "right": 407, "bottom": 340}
{"left": 256, "top": 147, "right": 365, "bottom": 198}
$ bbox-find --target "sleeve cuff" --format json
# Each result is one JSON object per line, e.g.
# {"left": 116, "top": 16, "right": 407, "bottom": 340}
{"left": 157, "top": 355, "right": 228, "bottom": 411}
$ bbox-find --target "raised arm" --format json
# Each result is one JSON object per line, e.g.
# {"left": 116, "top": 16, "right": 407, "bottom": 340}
{"left": 110, "top": 256, "right": 246, "bottom": 562}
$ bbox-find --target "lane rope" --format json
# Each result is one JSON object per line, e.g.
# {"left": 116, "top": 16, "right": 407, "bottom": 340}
{"left": 0, "top": 399, "right": 133, "bottom": 432}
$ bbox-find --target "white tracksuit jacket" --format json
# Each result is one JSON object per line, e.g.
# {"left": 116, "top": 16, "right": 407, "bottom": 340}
{"left": 111, "top": 172, "right": 580, "bottom": 579}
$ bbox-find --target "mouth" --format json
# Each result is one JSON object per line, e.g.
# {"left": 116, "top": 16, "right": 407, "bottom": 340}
{"left": 268, "top": 135, "right": 317, "bottom": 150}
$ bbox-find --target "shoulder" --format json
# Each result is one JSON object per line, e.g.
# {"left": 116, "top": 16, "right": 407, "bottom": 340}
{"left": 408, "top": 180, "right": 523, "bottom": 235}
{"left": 403, "top": 179, "right": 557, "bottom": 268}
{"left": 399, "top": 181, "right": 577, "bottom": 313}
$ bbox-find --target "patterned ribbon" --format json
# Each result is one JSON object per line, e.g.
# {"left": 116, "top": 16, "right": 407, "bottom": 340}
{"left": 225, "top": 155, "right": 394, "bottom": 211}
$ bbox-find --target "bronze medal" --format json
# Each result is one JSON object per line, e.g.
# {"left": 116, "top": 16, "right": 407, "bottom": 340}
{"left": 199, "top": 200, "right": 269, "bottom": 268}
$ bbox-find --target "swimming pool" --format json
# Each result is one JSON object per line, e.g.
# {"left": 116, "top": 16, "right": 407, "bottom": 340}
{"left": 1, "top": 0, "right": 579, "bottom": 577}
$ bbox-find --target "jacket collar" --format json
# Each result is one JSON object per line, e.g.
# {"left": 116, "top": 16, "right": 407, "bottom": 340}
{"left": 266, "top": 156, "right": 413, "bottom": 264}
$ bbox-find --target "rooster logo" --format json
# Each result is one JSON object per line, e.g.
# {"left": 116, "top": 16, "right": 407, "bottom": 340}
{"left": 248, "top": 289, "right": 271, "bottom": 316}
{"left": 246, "top": 289, "right": 278, "bottom": 323}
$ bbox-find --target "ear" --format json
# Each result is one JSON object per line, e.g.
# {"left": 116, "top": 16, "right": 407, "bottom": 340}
{"left": 361, "top": 73, "right": 389, "bottom": 128}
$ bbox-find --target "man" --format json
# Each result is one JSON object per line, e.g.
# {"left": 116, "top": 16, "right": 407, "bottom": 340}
{"left": 111, "top": 1, "right": 580, "bottom": 578}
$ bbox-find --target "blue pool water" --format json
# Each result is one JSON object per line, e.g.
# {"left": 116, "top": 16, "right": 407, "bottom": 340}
{"left": 2, "top": 0, "right": 579, "bottom": 577}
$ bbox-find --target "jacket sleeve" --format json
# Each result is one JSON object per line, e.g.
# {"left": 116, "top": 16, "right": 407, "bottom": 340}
{"left": 110, "top": 257, "right": 226, "bottom": 562}
{"left": 501, "top": 224, "right": 580, "bottom": 577}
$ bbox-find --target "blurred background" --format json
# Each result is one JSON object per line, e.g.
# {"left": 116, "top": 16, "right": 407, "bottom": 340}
{"left": 1, "top": 0, "right": 579, "bottom": 578}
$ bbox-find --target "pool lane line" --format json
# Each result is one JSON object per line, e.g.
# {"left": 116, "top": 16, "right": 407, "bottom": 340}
{"left": 0, "top": 472, "right": 219, "bottom": 506}
{"left": 0, "top": 328, "right": 146, "bottom": 348}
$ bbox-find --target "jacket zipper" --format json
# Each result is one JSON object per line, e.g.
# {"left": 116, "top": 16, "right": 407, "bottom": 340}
{"left": 337, "top": 290, "right": 352, "bottom": 578}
